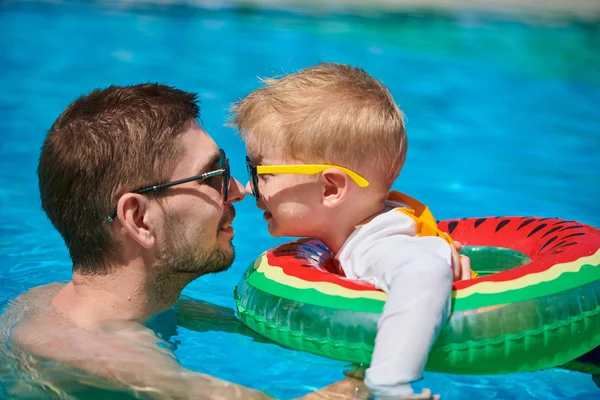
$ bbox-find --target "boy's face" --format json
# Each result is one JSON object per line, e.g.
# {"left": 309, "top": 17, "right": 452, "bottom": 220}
{"left": 245, "top": 143, "right": 325, "bottom": 238}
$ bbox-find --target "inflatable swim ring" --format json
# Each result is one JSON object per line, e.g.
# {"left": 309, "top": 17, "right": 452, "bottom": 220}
{"left": 563, "top": 345, "right": 600, "bottom": 377}
{"left": 234, "top": 216, "right": 600, "bottom": 374}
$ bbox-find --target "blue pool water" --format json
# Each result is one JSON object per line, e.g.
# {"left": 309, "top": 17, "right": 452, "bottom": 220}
{"left": 1, "top": 1, "right": 599, "bottom": 399}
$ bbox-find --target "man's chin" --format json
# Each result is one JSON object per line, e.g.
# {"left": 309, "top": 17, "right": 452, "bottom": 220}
{"left": 167, "top": 246, "right": 234, "bottom": 277}
{"left": 203, "top": 247, "right": 235, "bottom": 275}
{"left": 210, "top": 262, "right": 232, "bottom": 275}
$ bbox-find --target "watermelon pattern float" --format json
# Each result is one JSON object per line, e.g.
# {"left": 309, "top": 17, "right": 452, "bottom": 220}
{"left": 234, "top": 216, "right": 600, "bottom": 374}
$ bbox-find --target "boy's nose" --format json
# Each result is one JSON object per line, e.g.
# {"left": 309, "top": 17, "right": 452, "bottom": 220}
{"left": 244, "top": 181, "right": 254, "bottom": 196}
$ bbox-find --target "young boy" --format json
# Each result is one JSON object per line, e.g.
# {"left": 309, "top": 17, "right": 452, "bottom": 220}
{"left": 230, "top": 63, "right": 470, "bottom": 399}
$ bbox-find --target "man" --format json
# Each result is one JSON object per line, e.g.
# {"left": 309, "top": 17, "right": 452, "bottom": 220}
{"left": 3, "top": 84, "right": 367, "bottom": 399}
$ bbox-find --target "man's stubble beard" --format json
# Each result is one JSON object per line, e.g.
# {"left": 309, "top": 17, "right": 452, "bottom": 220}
{"left": 155, "top": 214, "right": 235, "bottom": 282}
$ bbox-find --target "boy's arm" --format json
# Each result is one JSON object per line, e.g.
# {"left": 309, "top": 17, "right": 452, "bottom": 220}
{"left": 359, "top": 236, "right": 453, "bottom": 398}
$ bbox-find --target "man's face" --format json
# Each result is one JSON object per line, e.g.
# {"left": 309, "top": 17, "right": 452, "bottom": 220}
{"left": 154, "top": 121, "right": 243, "bottom": 277}
{"left": 245, "top": 141, "right": 324, "bottom": 239}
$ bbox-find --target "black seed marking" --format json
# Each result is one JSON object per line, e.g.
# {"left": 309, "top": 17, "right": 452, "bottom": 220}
{"left": 552, "top": 250, "right": 565, "bottom": 254}
{"left": 557, "top": 242, "right": 578, "bottom": 249}
{"left": 538, "top": 236, "right": 557, "bottom": 253}
{"left": 495, "top": 219, "right": 511, "bottom": 232}
{"left": 563, "top": 232, "right": 586, "bottom": 240}
{"left": 559, "top": 225, "right": 583, "bottom": 232}
{"left": 528, "top": 223, "right": 547, "bottom": 238}
{"left": 538, "top": 217, "right": 554, "bottom": 221}
{"left": 553, "top": 220, "right": 567, "bottom": 225}
{"left": 541, "top": 226, "right": 563, "bottom": 238}
{"left": 447, "top": 221, "right": 458, "bottom": 234}
{"left": 517, "top": 219, "right": 536, "bottom": 230}
{"left": 474, "top": 218, "right": 487, "bottom": 228}
{"left": 550, "top": 240, "right": 567, "bottom": 250}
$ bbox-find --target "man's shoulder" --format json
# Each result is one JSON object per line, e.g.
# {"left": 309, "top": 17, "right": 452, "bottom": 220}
{"left": 8, "top": 283, "right": 75, "bottom": 355}
{"left": 11, "top": 317, "right": 66, "bottom": 353}
{"left": 11, "top": 282, "right": 65, "bottom": 306}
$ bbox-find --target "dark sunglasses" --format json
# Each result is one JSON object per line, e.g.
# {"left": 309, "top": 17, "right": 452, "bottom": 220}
{"left": 246, "top": 156, "right": 260, "bottom": 198}
{"left": 108, "top": 149, "right": 230, "bottom": 222}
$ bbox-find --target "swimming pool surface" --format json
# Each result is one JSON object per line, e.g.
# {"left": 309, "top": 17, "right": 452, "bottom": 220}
{"left": 1, "top": 1, "right": 599, "bottom": 399}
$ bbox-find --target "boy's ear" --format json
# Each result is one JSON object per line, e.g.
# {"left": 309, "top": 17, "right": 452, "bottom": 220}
{"left": 114, "top": 193, "right": 156, "bottom": 249}
{"left": 321, "top": 168, "right": 352, "bottom": 208}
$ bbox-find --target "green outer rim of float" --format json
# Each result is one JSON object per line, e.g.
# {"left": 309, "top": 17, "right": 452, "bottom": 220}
{"left": 562, "top": 360, "right": 600, "bottom": 376}
{"left": 245, "top": 260, "right": 600, "bottom": 313}
{"left": 235, "top": 245, "right": 600, "bottom": 374}
{"left": 235, "top": 279, "right": 600, "bottom": 373}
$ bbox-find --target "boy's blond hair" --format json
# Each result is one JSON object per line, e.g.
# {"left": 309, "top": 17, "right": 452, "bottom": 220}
{"left": 230, "top": 62, "right": 407, "bottom": 188}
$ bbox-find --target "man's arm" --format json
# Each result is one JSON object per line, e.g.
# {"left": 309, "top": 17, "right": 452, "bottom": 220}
{"left": 11, "top": 320, "right": 270, "bottom": 400}
{"left": 175, "top": 296, "right": 372, "bottom": 399}
{"left": 12, "top": 319, "right": 369, "bottom": 400}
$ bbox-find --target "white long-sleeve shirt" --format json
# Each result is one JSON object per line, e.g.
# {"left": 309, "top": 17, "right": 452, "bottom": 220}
{"left": 335, "top": 198, "right": 453, "bottom": 397}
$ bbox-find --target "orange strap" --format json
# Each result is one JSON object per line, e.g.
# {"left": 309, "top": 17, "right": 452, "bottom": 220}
{"left": 387, "top": 191, "right": 478, "bottom": 279}
{"left": 387, "top": 191, "right": 455, "bottom": 245}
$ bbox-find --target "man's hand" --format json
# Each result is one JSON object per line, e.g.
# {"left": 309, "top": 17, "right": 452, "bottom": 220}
{"left": 451, "top": 241, "right": 473, "bottom": 281}
{"left": 296, "top": 377, "right": 370, "bottom": 399}
{"left": 379, "top": 388, "right": 440, "bottom": 400}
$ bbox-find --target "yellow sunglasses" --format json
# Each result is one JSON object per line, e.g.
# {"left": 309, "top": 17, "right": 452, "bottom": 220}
{"left": 245, "top": 156, "right": 369, "bottom": 197}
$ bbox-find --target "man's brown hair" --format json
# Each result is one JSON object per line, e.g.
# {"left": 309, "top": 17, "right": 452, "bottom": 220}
{"left": 38, "top": 83, "right": 199, "bottom": 274}
{"left": 230, "top": 62, "right": 407, "bottom": 189}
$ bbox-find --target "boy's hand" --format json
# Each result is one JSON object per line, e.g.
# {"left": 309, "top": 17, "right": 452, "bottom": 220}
{"left": 378, "top": 388, "right": 440, "bottom": 400}
{"left": 451, "top": 241, "right": 473, "bottom": 281}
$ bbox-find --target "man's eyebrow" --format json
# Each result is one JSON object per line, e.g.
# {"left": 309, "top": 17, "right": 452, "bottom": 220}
{"left": 196, "top": 152, "right": 221, "bottom": 175}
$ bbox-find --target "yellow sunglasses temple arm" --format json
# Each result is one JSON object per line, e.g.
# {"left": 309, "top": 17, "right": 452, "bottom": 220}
{"left": 256, "top": 165, "right": 369, "bottom": 187}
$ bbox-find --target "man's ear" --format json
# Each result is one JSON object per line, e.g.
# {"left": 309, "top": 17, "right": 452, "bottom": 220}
{"left": 321, "top": 168, "right": 352, "bottom": 208}
{"left": 115, "top": 193, "right": 155, "bottom": 249}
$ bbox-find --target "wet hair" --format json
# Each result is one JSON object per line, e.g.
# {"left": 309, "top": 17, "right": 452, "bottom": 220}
{"left": 38, "top": 83, "right": 199, "bottom": 274}
{"left": 230, "top": 62, "right": 406, "bottom": 189}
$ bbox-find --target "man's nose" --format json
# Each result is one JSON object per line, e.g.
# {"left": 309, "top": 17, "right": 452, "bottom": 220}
{"left": 227, "top": 177, "right": 245, "bottom": 202}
